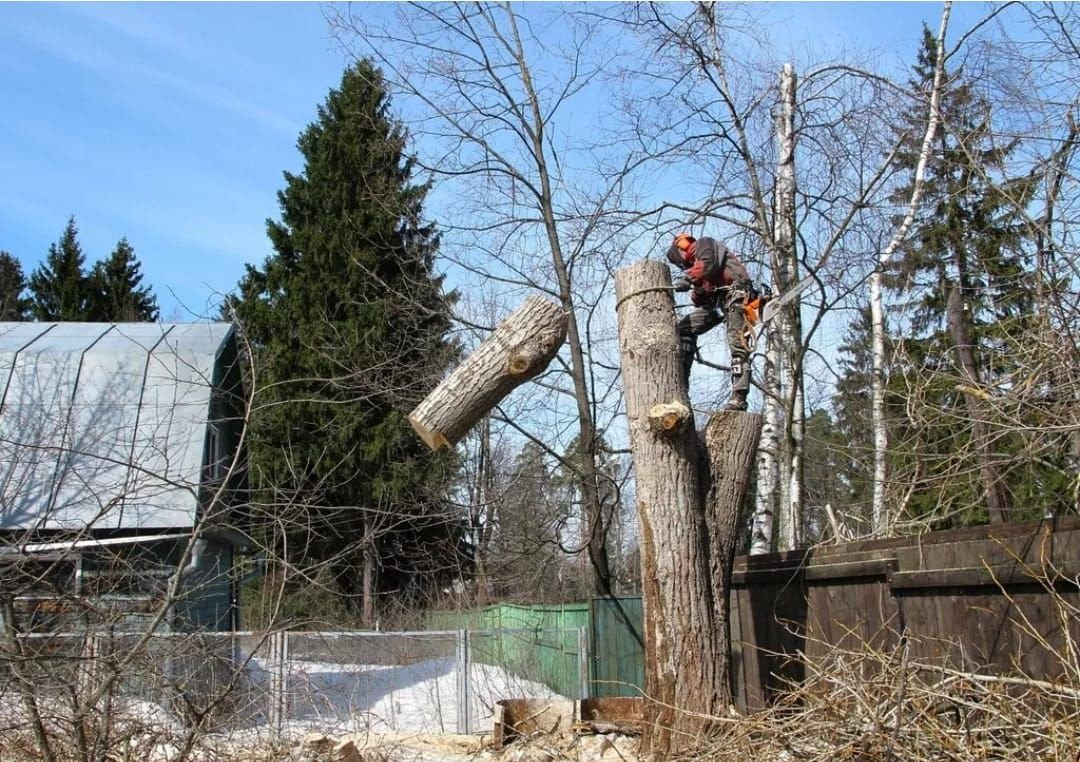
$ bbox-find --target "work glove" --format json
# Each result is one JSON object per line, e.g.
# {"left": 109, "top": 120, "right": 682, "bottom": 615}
{"left": 673, "top": 276, "right": 692, "bottom": 292}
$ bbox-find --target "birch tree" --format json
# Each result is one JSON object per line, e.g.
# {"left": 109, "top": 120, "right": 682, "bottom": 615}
{"left": 623, "top": 2, "right": 929, "bottom": 548}
{"left": 869, "top": 5, "right": 951, "bottom": 534}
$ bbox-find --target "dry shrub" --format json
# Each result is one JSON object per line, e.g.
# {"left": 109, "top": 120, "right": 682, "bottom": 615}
{"left": 682, "top": 575, "right": 1080, "bottom": 762}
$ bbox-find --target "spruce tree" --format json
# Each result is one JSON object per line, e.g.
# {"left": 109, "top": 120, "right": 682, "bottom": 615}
{"left": 87, "top": 238, "right": 159, "bottom": 321}
{"left": 822, "top": 308, "right": 878, "bottom": 530}
{"left": 30, "top": 217, "right": 92, "bottom": 321}
{"left": 886, "top": 26, "right": 1051, "bottom": 525}
{"left": 228, "top": 60, "right": 462, "bottom": 620}
{"left": 0, "top": 252, "right": 31, "bottom": 320}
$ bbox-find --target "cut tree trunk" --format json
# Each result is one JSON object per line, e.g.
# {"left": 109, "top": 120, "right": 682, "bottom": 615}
{"left": 409, "top": 296, "right": 567, "bottom": 450}
{"left": 615, "top": 260, "right": 760, "bottom": 757}
{"left": 703, "top": 412, "right": 762, "bottom": 699}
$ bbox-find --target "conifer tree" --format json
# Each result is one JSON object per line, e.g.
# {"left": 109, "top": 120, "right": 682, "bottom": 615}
{"left": 29, "top": 217, "right": 91, "bottom": 321}
{"left": 228, "top": 60, "right": 462, "bottom": 621}
{"left": 88, "top": 238, "right": 159, "bottom": 321}
{"left": 886, "top": 26, "right": 1048, "bottom": 525}
{"left": 0, "top": 252, "right": 31, "bottom": 320}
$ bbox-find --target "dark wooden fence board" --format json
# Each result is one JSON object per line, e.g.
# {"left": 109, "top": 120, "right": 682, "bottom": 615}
{"left": 729, "top": 516, "right": 1080, "bottom": 711}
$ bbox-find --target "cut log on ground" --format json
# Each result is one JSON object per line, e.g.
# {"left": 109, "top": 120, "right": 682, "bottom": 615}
{"left": 615, "top": 260, "right": 761, "bottom": 759}
{"left": 409, "top": 295, "right": 567, "bottom": 450}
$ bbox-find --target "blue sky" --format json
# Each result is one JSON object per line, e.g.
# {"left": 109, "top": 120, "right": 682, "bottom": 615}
{"left": 1, "top": 2, "right": 354, "bottom": 319}
{"left": 0, "top": 2, "right": 980, "bottom": 320}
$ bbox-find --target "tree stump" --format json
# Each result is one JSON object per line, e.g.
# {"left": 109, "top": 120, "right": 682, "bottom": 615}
{"left": 615, "top": 260, "right": 760, "bottom": 758}
{"left": 409, "top": 295, "right": 567, "bottom": 450}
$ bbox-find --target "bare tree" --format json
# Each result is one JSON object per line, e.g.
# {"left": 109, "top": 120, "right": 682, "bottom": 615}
{"left": 328, "top": 2, "right": 656, "bottom": 594}
{"left": 617, "top": 3, "right": 951, "bottom": 547}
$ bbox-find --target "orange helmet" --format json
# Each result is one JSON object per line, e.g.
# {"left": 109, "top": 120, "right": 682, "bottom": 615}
{"left": 674, "top": 232, "right": 696, "bottom": 253}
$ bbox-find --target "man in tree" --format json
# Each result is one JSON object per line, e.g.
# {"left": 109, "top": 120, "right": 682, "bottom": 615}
{"left": 666, "top": 232, "right": 755, "bottom": 410}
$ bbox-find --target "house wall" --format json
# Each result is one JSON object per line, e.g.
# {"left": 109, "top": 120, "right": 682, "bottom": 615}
{"left": 173, "top": 538, "right": 235, "bottom": 632}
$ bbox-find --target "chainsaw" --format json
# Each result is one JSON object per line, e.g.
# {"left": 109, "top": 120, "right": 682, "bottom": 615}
{"left": 757, "top": 274, "right": 815, "bottom": 326}
{"left": 741, "top": 274, "right": 816, "bottom": 349}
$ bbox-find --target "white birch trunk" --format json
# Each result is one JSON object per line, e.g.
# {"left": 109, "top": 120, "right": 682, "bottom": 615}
{"left": 869, "top": 269, "right": 888, "bottom": 535}
{"left": 775, "top": 63, "right": 803, "bottom": 551}
{"left": 870, "top": 3, "right": 951, "bottom": 535}
{"left": 751, "top": 341, "right": 778, "bottom": 554}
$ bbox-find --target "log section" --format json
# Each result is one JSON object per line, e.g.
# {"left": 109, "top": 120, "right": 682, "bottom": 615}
{"left": 409, "top": 295, "right": 567, "bottom": 450}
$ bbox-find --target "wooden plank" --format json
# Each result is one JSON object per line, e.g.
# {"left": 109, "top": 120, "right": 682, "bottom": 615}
{"left": 803, "top": 559, "right": 896, "bottom": 581}
{"left": 734, "top": 558, "right": 896, "bottom": 585}
{"left": 890, "top": 566, "right": 1080, "bottom": 589}
{"left": 734, "top": 516, "right": 1080, "bottom": 569}
{"left": 728, "top": 586, "right": 747, "bottom": 713}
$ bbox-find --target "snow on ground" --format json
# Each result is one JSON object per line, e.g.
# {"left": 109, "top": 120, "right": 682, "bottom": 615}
{"left": 2, "top": 656, "right": 564, "bottom": 733}
{"left": 1, "top": 655, "right": 586, "bottom": 760}
{"left": 252, "top": 655, "right": 566, "bottom": 739}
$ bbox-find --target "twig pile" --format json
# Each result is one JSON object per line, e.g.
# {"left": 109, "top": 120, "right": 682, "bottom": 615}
{"left": 684, "top": 638, "right": 1080, "bottom": 761}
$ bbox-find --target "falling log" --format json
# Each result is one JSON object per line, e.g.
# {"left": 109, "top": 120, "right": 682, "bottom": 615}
{"left": 615, "top": 259, "right": 761, "bottom": 758}
{"left": 409, "top": 295, "right": 567, "bottom": 450}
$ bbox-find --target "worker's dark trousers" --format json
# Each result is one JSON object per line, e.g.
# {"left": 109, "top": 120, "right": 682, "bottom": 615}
{"left": 677, "top": 290, "right": 751, "bottom": 399}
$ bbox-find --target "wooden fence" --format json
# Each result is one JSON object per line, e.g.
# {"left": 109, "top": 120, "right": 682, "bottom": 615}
{"left": 730, "top": 515, "right": 1080, "bottom": 711}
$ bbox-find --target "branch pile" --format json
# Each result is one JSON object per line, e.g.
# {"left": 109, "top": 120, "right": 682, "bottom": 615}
{"left": 679, "top": 635, "right": 1080, "bottom": 761}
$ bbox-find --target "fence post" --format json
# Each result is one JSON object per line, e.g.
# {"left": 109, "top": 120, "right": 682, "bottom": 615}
{"left": 268, "top": 630, "right": 287, "bottom": 737}
{"left": 578, "top": 626, "right": 589, "bottom": 699}
{"left": 456, "top": 629, "right": 470, "bottom": 733}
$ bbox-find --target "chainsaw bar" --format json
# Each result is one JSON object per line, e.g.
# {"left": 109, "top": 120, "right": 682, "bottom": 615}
{"left": 760, "top": 274, "right": 815, "bottom": 325}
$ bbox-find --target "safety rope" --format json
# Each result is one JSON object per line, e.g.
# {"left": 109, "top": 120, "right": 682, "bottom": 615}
{"left": 614, "top": 285, "right": 676, "bottom": 312}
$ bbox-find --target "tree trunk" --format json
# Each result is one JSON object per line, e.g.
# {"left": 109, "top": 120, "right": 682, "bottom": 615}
{"left": 615, "top": 261, "right": 760, "bottom": 757}
{"left": 773, "top": 62, "right": 804, "bottom": 551}
{"left": 871, "top": 4, "right": 952, "bottom": 536}
{"left": 946, "top": 284, "right": 1010, "bottom": 523}
{"left": 702, "top": 412, "right": 762, "bottom": 702}
{"left": 870, "top": 266, "right": 889, "bottom": 535}
{"left": 361, "top": 540, "right": 376, "bottom": 628}
{"left": 752, "top": 342, "right": 779, "bottom": 555}
{"left": 409, "top": 296, "right": 567, "bottom": 450}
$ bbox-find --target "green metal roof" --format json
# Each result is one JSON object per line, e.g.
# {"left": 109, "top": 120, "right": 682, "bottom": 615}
{"left": 0, "top": 323, "right": 235, "bottom": 531}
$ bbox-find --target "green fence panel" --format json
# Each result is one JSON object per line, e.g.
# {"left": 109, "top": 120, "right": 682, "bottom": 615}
{"left": 422, "top": 602, "right": 590, "bottom": 698}
{"left": 482, "top": 603, "right": 587, "bottom": 697}
{"left": 422, "top": 608, "right": 485, "bottom": 631}
{"left": 589, "top": 596, "right": 645, "bottom": 698}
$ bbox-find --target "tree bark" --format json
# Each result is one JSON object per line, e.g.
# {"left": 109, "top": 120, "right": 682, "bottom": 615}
{"left": 871, "top": 3, "right": 952, "bottom": 536}
{"left": 752, "top": 342, "right": 778, "bottom": 555}
{"left": 361, "top": 539, "right": 376, "bottom": 628}
{"left": 772, "top": 62, "right": 804, "bottom": 551}
{"left": 703, "top": 413, "right": 762, "bottom": 698}
{"left": 615, "top": 261, "right": 760, "bottom": 757}
{"left": 947, "top": 284, "right": 1010, "bottom": 523}
{"left": 409, "top": 296, "right": 567, "bottom": 450}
